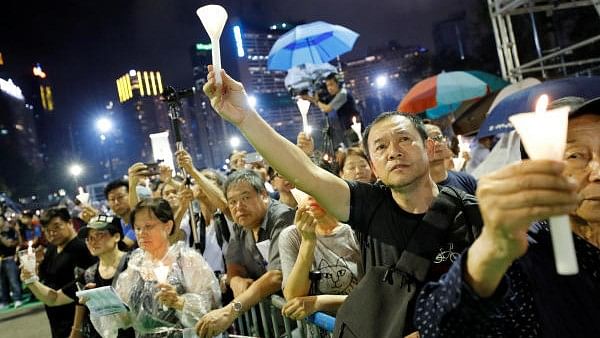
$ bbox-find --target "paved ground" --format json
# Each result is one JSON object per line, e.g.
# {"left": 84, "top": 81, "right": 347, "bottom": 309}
{"left": 0, "top": 303, "right": 51, "bottom": 337}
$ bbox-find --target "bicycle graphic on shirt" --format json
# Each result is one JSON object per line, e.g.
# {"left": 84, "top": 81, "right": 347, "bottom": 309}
{"left": 434, "top": 243, "right": 460, "bottom": 263}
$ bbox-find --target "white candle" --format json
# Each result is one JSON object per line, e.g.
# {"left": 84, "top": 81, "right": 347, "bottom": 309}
{"left": 509, "top": 94, "right": 578, "bottom": 275}
{"left": 457, "top": 135, "right": 470, "bottom": 155}
{"left": 350, "top": 116, "right": 362, "bottom": 142}
{"left": 154, "top": 262, "right": 170, "bottom": 284}
{"left": 28, "top": 240, "right": 33, "bottom": 255}
{"left": 78, "top": 187, "right": 84, "bottom": 195}
{"left": 196, "top": 5, "right": 228, "bottom": 85}
{"left": 296, "top": 99, "right": 311, "bottom": 134}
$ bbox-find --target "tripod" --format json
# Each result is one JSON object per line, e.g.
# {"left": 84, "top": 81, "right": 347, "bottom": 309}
{"left": 161, "top": 86, "right": 199, "bottom": 247}
{"left": 320, "top": 112, "right": 336, "bottom": 164}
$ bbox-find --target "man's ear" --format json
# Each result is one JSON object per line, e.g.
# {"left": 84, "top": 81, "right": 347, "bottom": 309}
{"left": 425, "top": 139, "right": 435, "bottom": 158}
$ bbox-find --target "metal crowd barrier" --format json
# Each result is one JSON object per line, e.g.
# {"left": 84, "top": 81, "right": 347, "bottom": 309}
{"left": 230, "top": 294, "right": 335, "bottom": 338}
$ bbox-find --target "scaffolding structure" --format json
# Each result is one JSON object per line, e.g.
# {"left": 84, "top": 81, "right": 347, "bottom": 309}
{"left": 487, "top": 0, "right": 600, "bottom": 82}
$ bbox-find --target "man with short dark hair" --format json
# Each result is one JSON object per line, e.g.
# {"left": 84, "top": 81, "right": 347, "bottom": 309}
{"left": 302, "top": 72, "right": 360, "bottom": 145}
{"left": 0, "top": 215, "right": 23, "bottom": 308}
{"left": 195, "top": 169, "right": 294, "bottom": 337}
{"left": 22, "top": 207, "right": 96, "bottom": 338}
{"left": 104, "top": 179, "right": 136, "bottom": 249}
{"left": 424, "top": 124, "right": 478, "bottom": 195}
{"left": 198, "top": 68, "right": 480, "bottom": 337}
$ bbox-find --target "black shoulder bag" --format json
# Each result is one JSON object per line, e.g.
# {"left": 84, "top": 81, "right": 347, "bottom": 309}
{"left": 333, "top": 187, "right": 480, "bottom": 337}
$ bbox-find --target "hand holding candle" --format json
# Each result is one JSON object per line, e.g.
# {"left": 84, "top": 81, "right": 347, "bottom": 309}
{"left": 76, "top": 187, "right": 90, "bottom": 205}
{"left": 351, "top": 116, "right": 362, "bottom": 142}
{"left": 508, "top": 94, "right": 578, "bottom": 275}
{"left": 296, "top": 98, "right": 311, "bottom": 134}
{"left": 196, "top": 5, "right": 228, "bottom": 84}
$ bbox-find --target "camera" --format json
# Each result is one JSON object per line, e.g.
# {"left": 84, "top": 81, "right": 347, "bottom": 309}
{"left": 288, "top": 75, "right": 333, "bottom": 103}
{"left": 143, "top": 160, "right": 164, "bottom": 176}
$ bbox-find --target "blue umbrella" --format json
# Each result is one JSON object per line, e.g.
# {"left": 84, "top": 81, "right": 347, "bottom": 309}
{"left": 268, "top": 21, "right": 359, "bottom": 71}
{"left": 477, "top": 77, "right": 600, "bottom": 139}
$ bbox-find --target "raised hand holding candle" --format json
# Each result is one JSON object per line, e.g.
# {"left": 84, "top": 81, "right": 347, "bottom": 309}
{"left": 296, "top": 99, "right": 311, "bottom": 134}
{"left": 76, "top": 187, "right": 90, "bottom": 205}
{"left": 196, "top": 5, "right": 228, "bottom": 84}
{"left": 351, "top": 116, "right": 362, "bottom": 142}
{"left": 508, "top": 94, "right": 578, "bottom": 275}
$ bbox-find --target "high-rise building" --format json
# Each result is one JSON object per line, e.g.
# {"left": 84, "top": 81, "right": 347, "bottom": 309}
{"left": 343, "top": 43, "right": 431, "bottom": 123}
{"left": 113, "top": 69, "right": 201, "bottom": 175}
{"left": 0, "top": 76, "right": 43, "bottom": 194}
{"left": 189, "top": 43, "right": 232, "bottom": 170}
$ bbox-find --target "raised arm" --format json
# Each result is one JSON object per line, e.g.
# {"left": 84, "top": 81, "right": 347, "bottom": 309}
{"left": 204, "top": 67, "right": 351, "bottom": 221}
{"left": 175, "top": 149, "right": 228, "bottom": 213}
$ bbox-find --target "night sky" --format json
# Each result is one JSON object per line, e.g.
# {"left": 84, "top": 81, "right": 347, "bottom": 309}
{"left": 1, "top": 0, "right": 481, "bottom": 188}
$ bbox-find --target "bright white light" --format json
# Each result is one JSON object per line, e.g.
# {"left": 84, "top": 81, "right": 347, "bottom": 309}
{"left": 69, "top": 164, "right": 83, "bottom": 177}
{"left": 100, "top": 134, "right": 106, "bottom": 141}
{"left": 222, "top": 164, "right": 228, "bottom": 170}
{"left": 230, "top": 136, "right": 241, "bottom": 148}
{"left": 376, "top": 75, "right": 388, "bottom": 89}
{"left": 96, "top": 117, "right": 113, "bottom": 134}
{"left": 233, "top": 25, "right": 245, "bottom": 57}
{"left": 225, "top": 159, "right": 230, "bottom": 164}
{"left": 306, "top": 125, "right": 313, "bottom": 135}
{"left": 248, "top": 95, "right": 257, "bottom": 108}
{"left": 129, "top": 69, "right": 136, "bottom": 76}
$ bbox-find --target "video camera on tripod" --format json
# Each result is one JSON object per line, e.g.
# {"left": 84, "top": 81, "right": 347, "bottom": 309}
{"left": 287, "top": 73, "right": 337, "bottom": 103}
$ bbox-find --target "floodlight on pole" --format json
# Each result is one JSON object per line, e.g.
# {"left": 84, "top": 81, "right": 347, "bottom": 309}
{"left": 96, "top": 117, "right": 113, "bottom": 134}
{"left": 69, "top": 164, "right": 83, "bottom": 177}
{"left": 230, "top": 136, "right": 241, "bottom": 149}
{"left": 375, "top": 75, "right": 388, "bottom": 89}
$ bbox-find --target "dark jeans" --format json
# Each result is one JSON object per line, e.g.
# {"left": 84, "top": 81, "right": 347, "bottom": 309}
{"left": 0, "top": 256, "right": 22, "bottom": 303}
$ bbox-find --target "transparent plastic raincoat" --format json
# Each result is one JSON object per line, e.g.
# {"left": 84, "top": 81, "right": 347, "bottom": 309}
{"left": 91, "top": 242, "right": 221, "bottom": 337}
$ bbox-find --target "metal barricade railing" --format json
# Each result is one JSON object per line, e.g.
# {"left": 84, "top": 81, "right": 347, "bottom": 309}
{"left": 230, "top": 295, "right": 335, "bottom": 338}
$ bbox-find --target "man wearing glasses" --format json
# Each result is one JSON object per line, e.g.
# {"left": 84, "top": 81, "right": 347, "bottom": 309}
{"left": 425, "top": 124, "right": 478, "bottom": 195}
{"left": 20, "top": 207, "right": 96, "bottom": 338}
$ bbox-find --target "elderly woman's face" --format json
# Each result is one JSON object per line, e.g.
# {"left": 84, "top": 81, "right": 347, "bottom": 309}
{"left": 564, "top": 114, "right": 600, "bottom": 224}
{"left": 133, "top": 208, "right": 172, "bottom": 254}
{"left": 341, "top": 154, "right": 373, "bottom": 183}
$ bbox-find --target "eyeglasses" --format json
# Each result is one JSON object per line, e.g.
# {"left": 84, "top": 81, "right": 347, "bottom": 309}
{"left": 86, "top": 230, "right": 111, "bottom": 242}
{"left": 429, "top": 135, "right": 448, "bottom": 144}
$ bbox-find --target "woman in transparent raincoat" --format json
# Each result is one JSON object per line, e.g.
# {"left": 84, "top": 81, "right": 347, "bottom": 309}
{"left": 92, "top": 198, "right": 221, "bottom": 337}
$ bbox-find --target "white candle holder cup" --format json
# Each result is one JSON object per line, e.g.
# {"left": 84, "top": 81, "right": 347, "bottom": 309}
{"left": 509, "top": 105, "right": 578, "bottom": 275}
{"left": 196, "top": 5, "right": 228, "bottom": 84}
{"left": 18, "top": 250, "right": 38, "bottom": 283}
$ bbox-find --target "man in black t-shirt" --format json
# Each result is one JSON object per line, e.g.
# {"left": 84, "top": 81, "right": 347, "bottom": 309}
{"left": 21, "top": 207, "right": 96, "bottom": 338}
{"left": 199, "top": 69, "right": 480, "bottom": 336}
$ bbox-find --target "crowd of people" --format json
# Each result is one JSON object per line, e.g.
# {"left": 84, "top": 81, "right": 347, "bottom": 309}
{"left": 0, "top": 65, "right": 598, "bottom": 338}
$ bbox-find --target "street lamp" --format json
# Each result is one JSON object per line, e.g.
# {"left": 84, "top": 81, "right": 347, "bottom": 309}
{"left": 230, "top": 136, "right": 241, "bottom": 149}
{"left": 68, "top": 163, "right": 83, "bottom": 190}
{"left": 375, "top": 75, "right": 388, "bottom": 89}
{"left": 96, "top": 117, "right": 113, "bottom": 136}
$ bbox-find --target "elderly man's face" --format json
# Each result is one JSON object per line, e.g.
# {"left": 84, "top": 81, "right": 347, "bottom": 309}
{"left": 226, "top": 181, "right": 268, "bottom": 229}
{"left": 564, "top": 114, "right": 600, "bottom": 223}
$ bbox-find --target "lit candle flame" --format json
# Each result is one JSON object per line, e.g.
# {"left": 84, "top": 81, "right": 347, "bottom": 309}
{"left": 535, "top": 94, "right": 549, "bottom": 116}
